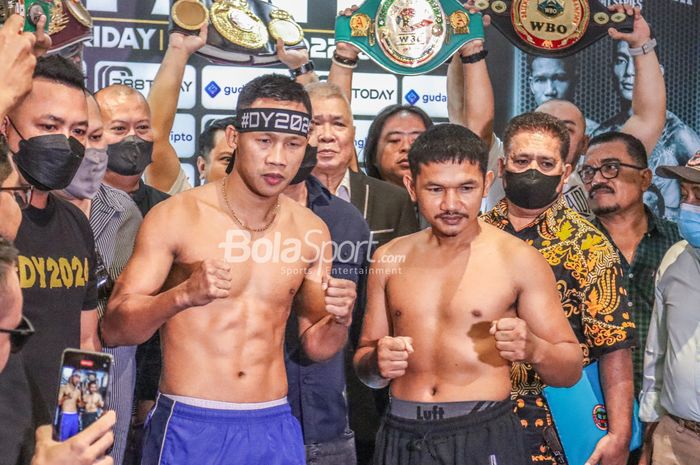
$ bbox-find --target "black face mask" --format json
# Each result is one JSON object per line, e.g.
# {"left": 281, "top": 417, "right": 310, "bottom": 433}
{"left": 503, "top": 169, "right": 562, "bottom": 210}
{"left": 106, "top": 135, "right": 153, "bottom": 176}
{"left": 290, "top": 145, "right": 318, "bottom": 185}
{"left": 12, "top": 130, "right": 85, "bottom": 192}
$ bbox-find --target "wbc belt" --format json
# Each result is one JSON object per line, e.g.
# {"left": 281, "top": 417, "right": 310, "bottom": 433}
{"left": 473, "top": 0, "right": 634, "bottom": 57}
{"left": 170, "top": 0, "right": 307, "bottom": 66}
{"left": 335, "top": 0, "right": 485, "bottom": 76}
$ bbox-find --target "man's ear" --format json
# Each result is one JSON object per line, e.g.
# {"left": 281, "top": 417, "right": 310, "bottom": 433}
{"left": 1, "top": 116, "right": 9, "bottom": 137}
{"left": 196, "top": 155, "right": 207, "bottom": 180}
{"left": 225, "top": 125, "right": 238, "bottom": 149}
{"left": 482, "top": 170, "right": 495, "bottom": 198}
{"left": 562, "top": 162, "right": 573, "bottom": 185}
{"left": 403, "top": 173, "right": 417, "bottom": 203}
{"left": 640, "top": 168, "right": 653, "bottom": 191}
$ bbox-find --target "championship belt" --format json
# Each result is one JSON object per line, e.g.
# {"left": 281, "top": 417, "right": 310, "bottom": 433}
{"left": 0, "top": 0, "right": 93, "bottom": 54}
{"left": 473, "top": 0, "right": 634, "bottom": 57}
{"left": 170, "top": 0, "right": 307, "bottom": 66}
{"left": 335, "top": 0, "right": 485, "bottom": 75}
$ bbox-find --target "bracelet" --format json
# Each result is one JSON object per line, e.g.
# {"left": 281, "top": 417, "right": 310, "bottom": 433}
{"left": 460, "top": 49, "right": 488, "bottom": 64}
{"left": 628, "top": 38, "right": 657, "bottom": 56}
{"left": 332, "top": 52, "right": 358, "bottom": 68}
{"left": 289, "top": 61, "right": 315, "bottom": 78}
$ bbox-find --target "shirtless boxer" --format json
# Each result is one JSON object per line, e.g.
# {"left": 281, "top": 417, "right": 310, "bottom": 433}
{"left": 57, "top": 371, "right": 83, "bottom": 441}
{"left": 101, "top": 74, "right": 356, "bottom": 465}
{"left": 354, "top": 124, "right": 582, "bottom": 465}
{"left": 81, "top": 382, "right": 104, "bottom": 430}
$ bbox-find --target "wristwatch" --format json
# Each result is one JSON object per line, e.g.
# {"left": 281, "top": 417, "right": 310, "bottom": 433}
{"left": 289, "top": 61, "right": 315, "bottom": 78}
{"left": 628, "top": 38, "right": 657, "bottom": 56}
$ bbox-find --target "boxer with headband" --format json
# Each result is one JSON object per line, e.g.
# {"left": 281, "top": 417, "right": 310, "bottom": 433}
{"left": 103, "top": 74, "right": 357, "bottom": 465}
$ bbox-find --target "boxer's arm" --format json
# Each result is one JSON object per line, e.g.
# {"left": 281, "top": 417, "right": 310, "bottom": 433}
{"left": 297, "top": 223, "right": 351, "bottom": 362}
{"left": 513, "top": 243, "right": 582, "bottom": 387}
{"left": 145, "top": 27, "right": 206, "bottom": 193}
{"left": 328, "top": 41, "right": 359, "bottom": 102}
{"left": 101, "top": 202, "right": 183, "bottom": 347}
{"left": 613, "top": 6, "right": 665, "bottom": 157}
{"left": 354, "top": 247, "right": 393, "bottom": 389}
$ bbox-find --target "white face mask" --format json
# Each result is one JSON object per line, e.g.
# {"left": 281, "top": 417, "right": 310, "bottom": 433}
{"left": 63, "top": 147, "right": 108, "bottom": 200}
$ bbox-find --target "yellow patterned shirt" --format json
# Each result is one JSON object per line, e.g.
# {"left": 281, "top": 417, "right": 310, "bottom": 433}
{"left": 482, "top": 197, "right": 636, "bottom": 464}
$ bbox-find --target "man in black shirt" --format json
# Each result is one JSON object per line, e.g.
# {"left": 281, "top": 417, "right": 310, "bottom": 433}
{"left": 1, "top": 54, "right": 100, "bottom": 461}
{"left": 95, "top": 84, "right": 169, "bottom": 217}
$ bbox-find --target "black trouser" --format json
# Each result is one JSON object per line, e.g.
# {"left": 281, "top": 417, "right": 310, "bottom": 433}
{"left": 374, "top": 400, "right": 527, "bottom": 465}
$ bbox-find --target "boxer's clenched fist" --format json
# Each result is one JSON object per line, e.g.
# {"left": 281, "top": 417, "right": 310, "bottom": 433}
{"left": 322, "top": 275, "right": 356, "bottom": 327}
{"left": 377, "top": 336, "right": 414, "bottom": 380}
{"left": 183, "top": 259, "right": 232, "bottom": 307}
{"left": 490, "top": 318, "right": 540, "bottom": 363}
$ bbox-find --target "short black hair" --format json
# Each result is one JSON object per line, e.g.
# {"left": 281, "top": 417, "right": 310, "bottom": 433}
{"left": 0, "top": 237, "right": 18, "bottom": 289}
{"left": 198, "top": 117, "right": 237, "bottom": 161}
{"left": 0, "top": 136, "right": 11, "bottom": 185}
{"left": 408, "top": 124, "right": 488, "bottom": 179}
{"left": 588, "top": 131, "right": 648, "bottom": 168}
{"left": 504, "top": 112, "right": 570, "bottom": 161}
{"left": 33, "top": 55, "right": 85, "bottom": 91}
{"left": 365, "top": 104, "right": 433, "bottom": 180}
{"left": 236, "top": 74, "right": 312, "bottom": 115}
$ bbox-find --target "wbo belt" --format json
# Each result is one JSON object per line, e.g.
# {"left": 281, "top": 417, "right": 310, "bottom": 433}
{"left": 171, "top": 0, "right": 306, "bottom": 66}
{"left": 0, "top": 0, "right": 93, "bottom": 54}
{"left": 473, "top": 0, "right": 634, "bottom": 57}
{"left": 669, "top": 414, "right": 700, "bottom": 436}
{"left": 335, "top": 0, "right": 484, "bottom": 75}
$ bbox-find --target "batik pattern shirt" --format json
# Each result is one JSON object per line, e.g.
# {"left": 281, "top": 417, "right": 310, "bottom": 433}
{"left": 483, "top": 197, "right": 636, "bottom": 464}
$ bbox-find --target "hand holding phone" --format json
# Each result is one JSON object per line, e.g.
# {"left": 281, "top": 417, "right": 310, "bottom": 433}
{"left": 33, "top": 411, "right": 116, "bottom": 465}
{"left": 53, "top": 349, "right": 113, "bottom": 442}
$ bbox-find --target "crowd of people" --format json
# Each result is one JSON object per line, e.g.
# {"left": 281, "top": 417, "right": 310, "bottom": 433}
{"left": 0, "top": 3, "right": 698, "bottom": 465}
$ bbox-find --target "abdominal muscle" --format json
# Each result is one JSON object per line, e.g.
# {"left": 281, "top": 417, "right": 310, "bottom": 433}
{"left": 158, "top": 296, "right": 292, "bottom": 403}
{"left": 389, "top": 322, "right": 512, "bottom": 403}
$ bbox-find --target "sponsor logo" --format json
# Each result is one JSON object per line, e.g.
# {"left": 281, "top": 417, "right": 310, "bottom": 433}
{"left": 205, "top": 81, "right": 222, "bottom": 98}
{"left": 87, "top": 26, "right": 159, "bottom": 50}
{"left": 94, "top": 61, "right": 197, "bottom": 109}
{"left": 350, "top": 73, "right": 398, "bottom": 116}
{"left": 402, "top": 76, "right": 448, "bottom": 118}
{"left": 170, "top": 114, "right": 196, "bottom": 158}
{"left": 353, "top": 119, "right": 372, "bottom": 165}
{"left": 201, "top": 66, "right": 287, "bottom": 110}
{"left": 405, "top": 89, "right": 420, "bottom": 105}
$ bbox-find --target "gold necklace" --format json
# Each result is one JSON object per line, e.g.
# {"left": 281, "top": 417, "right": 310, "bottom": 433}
{"left": 221, "top": 178, "right": 280, "bottom": 232}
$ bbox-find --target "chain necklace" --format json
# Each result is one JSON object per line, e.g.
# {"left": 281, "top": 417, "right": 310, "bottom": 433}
{"left": 222, "top": 178, "right": 280, "bottom": 232}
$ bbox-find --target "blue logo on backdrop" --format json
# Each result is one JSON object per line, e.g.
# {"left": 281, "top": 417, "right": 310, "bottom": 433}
{"left": 205, "top": 81, "right": 222, "bottom": 98}
{"left": 405, "top": 90, "right": 420, "bottom": 105}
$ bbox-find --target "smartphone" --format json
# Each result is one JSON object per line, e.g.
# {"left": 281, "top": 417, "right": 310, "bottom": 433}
{"left": 16, "top": 0, "right": 51, "bottom": 33}
{"left": 53, "top": 349, "right": 113, "bottom": 442}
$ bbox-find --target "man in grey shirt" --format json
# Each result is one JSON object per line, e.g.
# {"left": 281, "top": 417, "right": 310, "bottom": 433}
{"left": 639, "top": 152, "right": 700, "bottom": 465}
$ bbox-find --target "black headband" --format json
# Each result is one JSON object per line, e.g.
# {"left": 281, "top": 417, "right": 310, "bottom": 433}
{"left": 235, "top": 108, "right": 311, "bottom": 138}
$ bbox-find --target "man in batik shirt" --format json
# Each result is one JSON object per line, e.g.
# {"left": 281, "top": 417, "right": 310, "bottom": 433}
{"left": 482, "top": 112, "right": 636, "bottom": 465}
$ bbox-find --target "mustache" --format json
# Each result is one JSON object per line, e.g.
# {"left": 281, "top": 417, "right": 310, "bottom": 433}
{"left": 589, "top": 184, "right": 614, "bottom": 198}
{"left": 436, "top": 211, "right": 468, "bottom": 220}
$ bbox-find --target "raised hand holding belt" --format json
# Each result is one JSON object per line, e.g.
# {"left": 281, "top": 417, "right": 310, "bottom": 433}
{"left": 473, "top": 0, "right": 634, "bottom": 57}
{"left": 335, "top": 0, "right": 485, "bottom": 76}
{"left": 170, "top": 0, "right": 307, "bottom": 66}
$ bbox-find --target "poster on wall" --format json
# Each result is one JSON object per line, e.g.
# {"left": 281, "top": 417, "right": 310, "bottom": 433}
{"left": 82, "top": 0, "right": 700, "bottom": 219}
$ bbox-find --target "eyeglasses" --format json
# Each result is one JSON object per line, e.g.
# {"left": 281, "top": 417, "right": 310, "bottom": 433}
{"left": 95, "top": 251, "right": 114, "bottom": 302}
{"left": 0, "top": 315, "right": 35, "bottom": 353}
{"left": 578, "top": 161, "right": 646, "bottom": 183}
{"left": 0, "top": 186, "right": 34, "bottom": 209}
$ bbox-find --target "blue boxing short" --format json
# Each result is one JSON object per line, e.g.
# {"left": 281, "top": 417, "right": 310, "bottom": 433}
{"left": 141, "top": 393, "right": 306, "bottom": 465}
{"left": 58, "top": 411, "right": 80, "bottom": 441}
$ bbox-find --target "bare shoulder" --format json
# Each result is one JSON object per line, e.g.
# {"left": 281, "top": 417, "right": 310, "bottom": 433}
{"left": 282, "top": 195, "right": 328, "bottom": 234}
{"left": 478, "top": 220, "right": 544, "bottom": 268}
{"left": 372, "top": 228, "right": 426, "bottom": 264}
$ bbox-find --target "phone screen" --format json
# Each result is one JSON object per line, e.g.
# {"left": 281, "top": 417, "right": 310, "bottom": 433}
{"left": 53, "top": 349, "right": 113, "bottom": 441}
